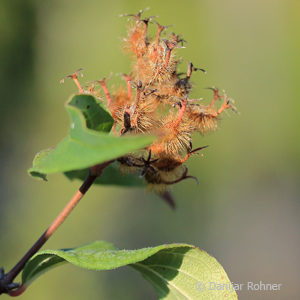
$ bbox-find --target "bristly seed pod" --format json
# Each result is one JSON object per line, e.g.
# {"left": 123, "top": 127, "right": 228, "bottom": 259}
{"left": 63, "top": 9, "right": 237, "bottom": 205}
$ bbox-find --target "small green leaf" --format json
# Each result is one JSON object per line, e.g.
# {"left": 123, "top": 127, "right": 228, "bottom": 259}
{"left": 29, "top": 95, "right": 154, "bottom": 177}
{"left": 68, "top": 94, "right": 113, "bottom": 132}
{"left": 22, "top": 241, "right": 238, "bottom": 299}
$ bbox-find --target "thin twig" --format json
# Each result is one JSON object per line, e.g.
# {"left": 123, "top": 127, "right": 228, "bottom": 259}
{"left": 0, "top": 161, "right": 112, "bottom": 296}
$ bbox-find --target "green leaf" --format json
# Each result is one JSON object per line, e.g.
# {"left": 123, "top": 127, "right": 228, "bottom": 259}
{"left": 22, "top": 241, "right": 238, "bottom": 299}
{"left": 29, "top": 148, "right": 54, "bottom": 181}
{"left": 68, "top": 94, "right": 113, "bottom": 132}
{"left": 64, "top": 162, "right": 145, "bottom": 187}
{"left": 29, "top": 95, "right": 154, "bottom": 179}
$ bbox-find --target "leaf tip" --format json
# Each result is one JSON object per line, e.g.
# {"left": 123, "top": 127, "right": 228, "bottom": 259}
{"left": 28, "top": 169, "right": 48, "bottom": 181}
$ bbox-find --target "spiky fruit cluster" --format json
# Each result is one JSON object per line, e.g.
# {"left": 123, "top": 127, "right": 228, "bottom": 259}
{"left": 66, "top": 10, "right": 236, "bottom": 195}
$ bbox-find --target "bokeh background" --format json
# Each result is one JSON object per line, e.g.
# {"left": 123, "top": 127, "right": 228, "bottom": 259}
{"left": 0, "top": 0, "right": 299, "bottom": 299}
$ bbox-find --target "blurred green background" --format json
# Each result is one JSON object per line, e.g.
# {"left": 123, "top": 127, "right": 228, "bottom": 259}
{"left": 0, "top": 0, "right": 299, "bottom": 299}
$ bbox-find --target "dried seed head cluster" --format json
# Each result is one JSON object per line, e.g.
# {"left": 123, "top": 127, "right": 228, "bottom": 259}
{"left": 64, "top": 9, "right": 237, "bottom": 196}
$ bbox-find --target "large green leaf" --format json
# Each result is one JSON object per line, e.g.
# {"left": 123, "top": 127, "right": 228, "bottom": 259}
{"left": 22, "top": 241, "right": 238, "bottom": 299}
{"left": 29, "top": 95, "right": 154, "bottom": 179}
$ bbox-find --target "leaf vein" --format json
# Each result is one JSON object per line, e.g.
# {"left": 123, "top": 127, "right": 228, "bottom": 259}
{"left": 143, "top": 264, "right": 199, "bottom": 282}
{"left": 135, "top": 262, "right": 192, "bottom": 300}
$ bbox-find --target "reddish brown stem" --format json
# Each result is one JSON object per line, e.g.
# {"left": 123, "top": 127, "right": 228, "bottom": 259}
{"left": 163, "top": 41, "right": 176, "bottom": 69}
{"left": 143, "top": 21, "right": 148, "bottom": 38}
{"left": 133, "top": 88, "right": 141, "bottom": 108}
{"left": 179, "top": 145, "right": 209, "bottom": 163}
{"left": 0, "top": 162, "right": 112, "bottom": 296}
{"left": 99, "top": 79, "right": 113, "bottom": 107}
{"left": 72, "top": 76, "right": 84, "bottom": 93}
{"left": 156, "top": 24, "right": 164, "bottom": 45}
{"left": 127, "top": 83, "right": 132, "bottom": 100}
{"left": 5, "top": 175, "right": 95, "bottom": 284}
{"left": 174, "top": 98, "right": 187, "bottom": 128}
{"left": 163, "top": 49, "right": 171, "bottom": 69}
{"left": 212, "top": 95, "right": 231, "bottom": 116}
{"left": 130, "top": 81, "right": 143, "bottom": 116}
{"left": 209, "top": 88, "right": 222, "bottom": 107}
{"left": 186, "top": 62, "right": 193, "bottom": 78}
